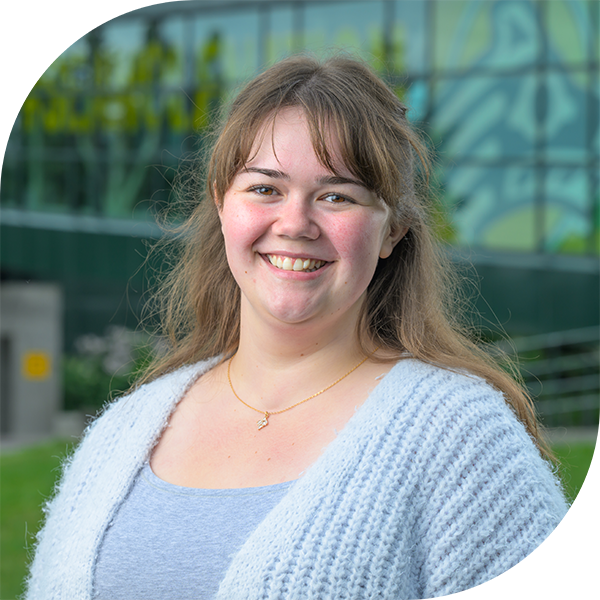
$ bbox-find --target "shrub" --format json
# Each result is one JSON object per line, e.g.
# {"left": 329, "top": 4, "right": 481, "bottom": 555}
{"left": 63, "top": 326, "right": 153, "bottom": 411}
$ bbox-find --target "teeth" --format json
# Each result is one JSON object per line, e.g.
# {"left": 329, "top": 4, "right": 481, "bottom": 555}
{"left": 267, "top": 255, "right": 326, "bottom": 272}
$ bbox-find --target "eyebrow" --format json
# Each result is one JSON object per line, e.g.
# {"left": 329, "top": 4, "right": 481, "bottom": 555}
{"left": 244, "top": 167, "right": 289, "bottom": 180}
{"left": 317, "top": 175, "right": 368, "bottom": 189}
{"left": 243, "top": 167, "right": 367, "bottom": 189}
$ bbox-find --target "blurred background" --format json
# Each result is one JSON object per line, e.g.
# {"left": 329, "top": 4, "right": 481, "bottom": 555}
{"left": 0, "top": 1, "right": 598, "bottom": 595}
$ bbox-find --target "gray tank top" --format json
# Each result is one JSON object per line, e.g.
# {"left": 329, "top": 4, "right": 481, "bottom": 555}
{"left": 93, "top": 462, "right": 294, "bottom": 599}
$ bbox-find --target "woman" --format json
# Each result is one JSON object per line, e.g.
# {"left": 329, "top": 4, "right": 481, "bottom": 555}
{"left": 26, "top": 55, "right": 568, "bottom": 599}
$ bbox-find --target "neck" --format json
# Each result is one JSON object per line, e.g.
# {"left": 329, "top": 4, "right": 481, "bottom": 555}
{"left": 229, "top": 303, "right": 371, "bottom": 413}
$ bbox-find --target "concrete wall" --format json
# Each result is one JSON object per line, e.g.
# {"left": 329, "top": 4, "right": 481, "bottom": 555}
{"left": 0, "top": 282, "right": 63, "bottom": 437}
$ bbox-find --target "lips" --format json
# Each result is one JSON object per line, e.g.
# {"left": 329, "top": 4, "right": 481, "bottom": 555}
{"left": 266, "top": 254, "right": 328, "bottom": 273}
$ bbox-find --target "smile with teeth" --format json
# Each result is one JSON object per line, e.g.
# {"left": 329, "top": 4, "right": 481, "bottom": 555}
{"left": 266, "top": 254, "right": 327, "bottom": 272}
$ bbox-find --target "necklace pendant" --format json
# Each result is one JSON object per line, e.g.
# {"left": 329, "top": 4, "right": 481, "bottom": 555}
{"left": 257, "top": 413, "right": 269, "bottom": 430}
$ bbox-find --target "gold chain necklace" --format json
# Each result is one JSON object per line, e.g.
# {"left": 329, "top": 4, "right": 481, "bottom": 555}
{"left": 227, "top": 352, "right": 374, "bottom": 430}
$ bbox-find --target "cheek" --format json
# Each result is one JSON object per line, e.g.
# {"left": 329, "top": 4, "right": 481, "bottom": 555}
{"left": 330, "top": 214, "right": 386, "bottom": 265}
{"left": 221, "top": 200, "right": 267, "bottom": 251}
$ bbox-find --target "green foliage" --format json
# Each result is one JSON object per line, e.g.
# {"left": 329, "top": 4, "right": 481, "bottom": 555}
{"left": 558, "top": 231, "right": 600, "bottom": 256}
{"left": 430, "top": 198, "right": 459, "bottom": 244}
{"left": 62, "top": 355, "right": 132, "bottom": 411}
{"left": 62, "top": 326, "right": 155, "bottom": 411}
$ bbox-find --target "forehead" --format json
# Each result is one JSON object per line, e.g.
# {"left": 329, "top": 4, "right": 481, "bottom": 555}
{"left": 245, "top": 107, "right": 348, "bottom": 174}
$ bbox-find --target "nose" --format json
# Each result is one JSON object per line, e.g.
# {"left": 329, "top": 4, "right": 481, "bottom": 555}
{"left": 271, "top": 195, "right": 320, "bottom": 240}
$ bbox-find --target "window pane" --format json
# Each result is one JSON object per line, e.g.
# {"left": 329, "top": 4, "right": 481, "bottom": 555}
{"left": 594, "top": 179, "right": 600, "bottom": 256}
{"left": 545, "top": 70, "right": 589, "bottom": 162}
{"left": 406, "top": 78, "right": 430, "bottom": 123}
{"left": 589, "top": 0, "right": 600, "bottom": 60}
{"left": 161, "top": 17, "right": 187, "bottom": 87}
{"left": 303, "top": 1, "right": 385, "bottom": 64}
{"left": 590, "top": 80, "right": 600, "bottom": 158}
{"left": 432, "top": 75, "right": 537, "bottom": 161}
{"left": 189, "top": 9, "right": 260, "bottom": 131}
{"left": 266, "top": 4, "right": 295, "bottom": 64}
{"left": 192, "top": 9, "right": 259, "bottom": 88}
{"left": 545, "top": 168, "right": 594, "bottom": 254}
{"left": 394, "top": 0, "right": 428, "bottom": 74}
{"left": 156, "top": 15, "right": 196, "bottom": 139}
{"left": 434, "top": 1, "right": 540, "bottom": 72}
{"left": 102, "top": 20, "right": 148, "bottom": 89}
{"left": 547, "top": 0, "right": 593, "bottom": 66}
{"left": 443, "top": 166, "right": 537, "bottom": 251}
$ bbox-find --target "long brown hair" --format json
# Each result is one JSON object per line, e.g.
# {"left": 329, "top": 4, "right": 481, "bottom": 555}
{"left": 141, "top": 54, "right": 552, "bottom": 459}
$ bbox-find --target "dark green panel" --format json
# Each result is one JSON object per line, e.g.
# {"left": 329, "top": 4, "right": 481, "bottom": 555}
{"left": 472, "top": 261, "right": 599, "bottom": 336}
{"left": 1, "top": 225, "right": 153, "bottom": 350}
{"left": 1, "top": 225, "right": 148, "bottom": 283}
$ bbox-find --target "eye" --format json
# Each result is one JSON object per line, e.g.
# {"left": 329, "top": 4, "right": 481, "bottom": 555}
{"left": 249, "top": 185, "right": 276, "bottom": 196}
{"left": 321, "top": 192, "right": 353, "bottom": 204}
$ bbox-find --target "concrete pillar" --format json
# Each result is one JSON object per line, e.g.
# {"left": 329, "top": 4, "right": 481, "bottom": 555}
{"left": 0, "top": 282, "right": 63, "bottom": 437}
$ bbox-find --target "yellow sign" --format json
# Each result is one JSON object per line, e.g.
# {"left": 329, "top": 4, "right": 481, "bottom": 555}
{"left": 22, "top": 351, "right": 52, "bottom": 380}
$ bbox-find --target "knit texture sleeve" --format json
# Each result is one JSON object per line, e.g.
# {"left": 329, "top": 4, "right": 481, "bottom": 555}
{"left": 412, "top": 369, "right": 569, "bottom": 597}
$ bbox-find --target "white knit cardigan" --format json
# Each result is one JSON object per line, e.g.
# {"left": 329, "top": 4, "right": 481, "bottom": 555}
{"left": 25, "top": 358, "right": 568, "bottom": 599}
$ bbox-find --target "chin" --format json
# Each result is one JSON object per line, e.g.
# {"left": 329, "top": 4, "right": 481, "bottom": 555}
{"left": 273, "top": 299, "right": 338, "bottom": 327}
{"left": 266, "top": 306, "right": 321, "bottom": 326}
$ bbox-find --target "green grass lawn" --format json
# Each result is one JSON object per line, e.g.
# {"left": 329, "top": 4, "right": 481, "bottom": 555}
{"left": 0, "top": 438, "right": 596, "bottom": 600}
{"left": 1, "top": 440, "right": 76, "bottom": 600}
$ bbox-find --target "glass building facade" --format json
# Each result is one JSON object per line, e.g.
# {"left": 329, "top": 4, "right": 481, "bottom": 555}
{"left": 0, "top": 0, "right": 600, "bottom": 342}
{"left": 3, "top": 0, "right": 598, "bottom": 251}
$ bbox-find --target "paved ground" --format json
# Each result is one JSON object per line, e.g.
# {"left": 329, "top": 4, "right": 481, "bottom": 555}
{"left": 0, "top": 433, "right": 80, "bottom": 453}
{"left": 545, "top": 426, "right": 598, "bottom": 445}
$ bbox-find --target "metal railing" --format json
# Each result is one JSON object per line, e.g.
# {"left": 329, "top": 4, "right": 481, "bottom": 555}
{"left": 496, "top": 327, "right": 599, "bottom": 428}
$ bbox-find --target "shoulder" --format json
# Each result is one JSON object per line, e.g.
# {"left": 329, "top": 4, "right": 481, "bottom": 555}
{"left": 386, "top": 356, "right": 494, "bottom": 388}
{"left": 382, "top": 357, "right": 568, "bottom": 504}
{"left": 377, "top": 359, "right": 560, "bottom": 487}
{"left": 383, "top": 363, "right": 570, "bottom": 596}
{"left": 380, "top": 358, "right": 509, "bottom": 421}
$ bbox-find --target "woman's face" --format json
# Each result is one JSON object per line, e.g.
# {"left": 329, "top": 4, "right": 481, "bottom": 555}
{"left": 219, "top": 107, "right": 403, "bottom": 333}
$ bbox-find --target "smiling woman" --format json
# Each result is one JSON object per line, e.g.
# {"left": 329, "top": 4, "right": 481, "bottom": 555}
{"left": 25, "top": 55, "right": 568, "bottom": 600}
{"left": 219, "top": 107, "right": 400, "bottom": 332}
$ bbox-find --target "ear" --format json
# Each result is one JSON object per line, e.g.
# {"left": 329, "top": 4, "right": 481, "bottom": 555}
{"left": 379, "top": 225, "right": 408, "bottom": 259}
{"left": 213, "top": 184, "right": 223, "bottom": 217}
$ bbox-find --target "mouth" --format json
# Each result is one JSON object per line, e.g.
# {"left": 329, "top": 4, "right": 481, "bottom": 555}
{"left": 265, "top": 254, "right": 329, "bottom": 273}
